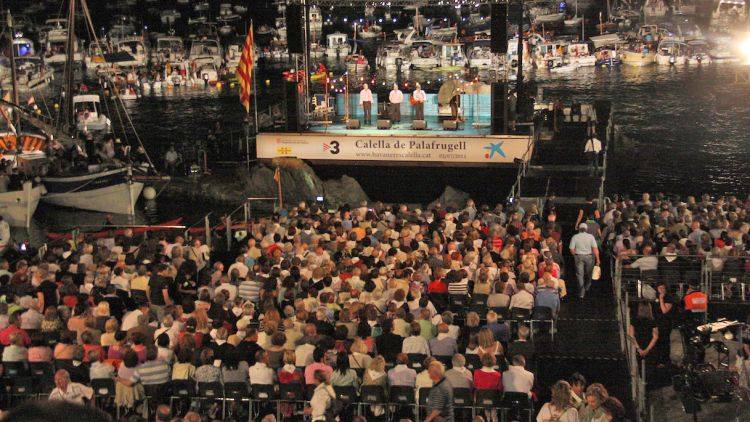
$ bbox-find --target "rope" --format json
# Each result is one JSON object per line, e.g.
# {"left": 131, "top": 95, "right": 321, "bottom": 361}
{"left": 111, "top": 87, "right": 158, "bottom": 173}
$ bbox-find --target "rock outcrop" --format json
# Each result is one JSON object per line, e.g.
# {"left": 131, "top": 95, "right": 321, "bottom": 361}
{"left": 428, "top": 185, "right": 470, "bottom": 210}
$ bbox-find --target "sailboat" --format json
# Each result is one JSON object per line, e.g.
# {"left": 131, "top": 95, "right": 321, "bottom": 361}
{"left": 38, "top": 0, "right": 144, "bottom": 215}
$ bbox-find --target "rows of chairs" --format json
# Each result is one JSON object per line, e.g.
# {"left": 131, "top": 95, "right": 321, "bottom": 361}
{"left": 433, "top": 293, "right": 556, "bottom": 342}
{"left": 100, "top": 379, "right": 533, "bottom": 422}
{"left": 0, "top": 361, "right": 57, "bottom": 407}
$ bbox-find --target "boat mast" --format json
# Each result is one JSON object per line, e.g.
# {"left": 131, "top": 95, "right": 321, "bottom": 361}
{"left": 6, "top": 11, "right": 20, "bottom": 131}
{"left": 62, "top": 0, "right": 76, "bottom": 132}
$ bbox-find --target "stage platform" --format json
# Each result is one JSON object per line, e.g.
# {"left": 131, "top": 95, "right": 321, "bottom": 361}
{"left": 258, "top": 117, "right": 533, "bottom": 167}
{"left": 307, "top": 115, "right": 493, "bottom": 137}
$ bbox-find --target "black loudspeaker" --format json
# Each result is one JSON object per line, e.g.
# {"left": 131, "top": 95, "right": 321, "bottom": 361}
{"left": 287, "top": 4, "right": 303, "bottom": 54}
{"left": 508, "top": 3, "right": 524, "bottom": 21}
{"left": 284, "top": 81, "right": 300, "bottom": 132}
{"left": 490, "top": 3, "right": 508, "bottom": 53}
{"left": 491, "top": 82, "right": 507, "bottom": 134}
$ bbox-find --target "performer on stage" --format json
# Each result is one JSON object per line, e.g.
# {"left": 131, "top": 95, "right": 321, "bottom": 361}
{"left": 359, "top": 83, "right": 373, "bottom": 125}
{"left": 412, "top": 82, "right": 426, "bottom": 121}
{"left": 450, "top": 86, "right": 464, "bottom": 122}
{"left": 389, "top": 83, "right": 403, "bottom": 123}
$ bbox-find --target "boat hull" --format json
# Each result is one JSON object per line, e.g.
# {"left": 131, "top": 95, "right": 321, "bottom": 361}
{"left": 42, "top": 168, "right": 144, "bottom": 214}
{"left": 0, "top": 183, "right": 43, "bottom": 227}
{"left": 619, "top": 51, "right": 655, "bottom": 66}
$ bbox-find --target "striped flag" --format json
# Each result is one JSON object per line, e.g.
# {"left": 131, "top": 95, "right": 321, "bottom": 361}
{"left": 237, "top": 25, "right": 254, "bottom": 113}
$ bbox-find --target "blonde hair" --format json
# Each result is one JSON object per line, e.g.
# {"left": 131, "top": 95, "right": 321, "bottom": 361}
{"left": 477, "top": 327, "right": 497, "bottom": 349}
{"left": 550, "top": 380, "right": 573, "bottom": 410}
{"left": 283, "top": 350, "right": 296, "bottom": 365}
{"left": 104, "top": 318, "right": 119, "bottom": 333}
{"left": 350, "top": 338, "right": 368, "bottom": 354}
{"left": 369, "top": 355, "right": 386, "bottom": 372}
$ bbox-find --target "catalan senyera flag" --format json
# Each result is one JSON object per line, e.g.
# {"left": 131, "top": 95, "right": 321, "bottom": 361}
{"left": 237, "top": 25, "right": 254, "bottom": 113}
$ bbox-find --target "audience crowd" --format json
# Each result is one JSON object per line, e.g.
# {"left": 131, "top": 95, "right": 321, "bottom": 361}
{"left": 0, "top": 197, "right": 645, "bottom": 421}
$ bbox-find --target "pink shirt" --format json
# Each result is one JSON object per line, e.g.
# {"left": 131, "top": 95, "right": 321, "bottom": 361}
{"left": 28, "top": 346, "right": 53, "bottom": 363}
{"left": 304, "top": 362, "right": 333, "bottom": 385}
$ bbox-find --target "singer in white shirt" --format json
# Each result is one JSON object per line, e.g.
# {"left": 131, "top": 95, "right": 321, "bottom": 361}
{"left": 389, "top": 83, "right": 403, "bottom": 123}
{"left": 359, "top": 84, "right": 374, "bottom": 125}
{"left": 412, "top": 83, "right": 426, "bottom": 121}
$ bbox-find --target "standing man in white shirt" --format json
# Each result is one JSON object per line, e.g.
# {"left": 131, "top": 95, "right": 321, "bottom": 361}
{"left": 569, "top": 223, "right": 600, "bottom": 298}
{"left": 389, "top": 83, "right": 404, "bottom": 123}
{"left": 359, "top": 83, "right": 374, "bottom": 125}
{"left": 412, "top": 82, "right": 426, "bottom": 121}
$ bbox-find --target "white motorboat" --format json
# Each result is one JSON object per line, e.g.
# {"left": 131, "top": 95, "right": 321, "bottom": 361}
{"left": 83, "top": 40, "right": 109, "bottom": 72}
{"left": 115, "top": 38, "right": 149, "bottom": 68}
{"left": 686, "top": 39, "right": 711, "bottom": 64}
{"left": 188, "top": 38, "right": 223, "bottom": 68}
{"left": 42, "top": 167, "right": 144, "bottom": 215}
{"left": 376, "top": 44, "right": 411, "bottom": 70}
{"left": 437, "top": 42, "right": 468, "bottom": 69}
{"left": 565, "top": 43, "right": 597, "bottom": 67}
{"left": 0, "top": 134, "right": 46, "bottom": 227}
{"left": 344, "top": 54, "right": 369, "bottom": 74}
{"left": 1, "top": 57, "right": 54, "bottom": 92}
{"left": 409, "top": 40, "right": 441, "bottom": 69}
{"left": 655, "top": 39, "right": 689, "bottom": 65}
{"left": 325, "top": 32, "right": 351, "bottom": 58}
{"left": 467, "top": 40, "right": 496, "bottom": 69}
{"left": 529, "top": 2, "right": 565, "bottom": 25}
{"left": 73, "top": 94, "right": 110, "bottom": 132}
{"left": 673, "top": 0, "right": 697, "bottom": 15}
{"left": 192, "top": 58, "right": 220, "bottom": 85}
{"left": 358, "top": 24, "right": 383, "bottom": 39}
{"left": 43, "top": 21, "right": 84, "bottom": 66}
{"left": 150, "top": 36, "right": 186, "bottom": 66}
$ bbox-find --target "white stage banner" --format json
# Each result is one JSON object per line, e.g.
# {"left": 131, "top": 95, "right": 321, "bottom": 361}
{"left": 257, "top": 132, "right": 532, "bottom": 165}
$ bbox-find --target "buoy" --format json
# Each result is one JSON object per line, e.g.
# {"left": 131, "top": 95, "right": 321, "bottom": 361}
{"left": 143, "top": 186, "right": 157, "bottom": 200}
{"left": 265, "top": 79, "right": 270, "bottom": 86}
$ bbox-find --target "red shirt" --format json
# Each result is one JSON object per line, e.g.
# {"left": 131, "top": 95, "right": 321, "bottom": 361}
{"left": 428, "top": 279, "right": 448, "bottom": 294}
{"left": 474, "top": 368, "right": 503, "bottom": 391}
{"left": 0, "top": 325, "right": 30, "bottom": 347}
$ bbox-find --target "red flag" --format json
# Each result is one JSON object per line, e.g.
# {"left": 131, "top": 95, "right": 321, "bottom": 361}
{"left": 237, "top": 25, "right": 254, "bottom": 113}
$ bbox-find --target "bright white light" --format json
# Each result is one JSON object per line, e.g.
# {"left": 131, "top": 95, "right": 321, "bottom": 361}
{"left": 741, "top": 36, "right": 750, "bottom": 62}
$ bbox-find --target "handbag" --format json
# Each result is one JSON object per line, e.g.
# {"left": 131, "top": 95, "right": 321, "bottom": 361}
{"left": 409, "top": 96, "right": 417, "bottom": 106}
{"left": 591, "top": 264, "right": 601, "bottom": 281}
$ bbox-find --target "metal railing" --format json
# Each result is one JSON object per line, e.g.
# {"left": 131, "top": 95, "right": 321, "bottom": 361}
{"left": 612, "top": 257, "right": 648, "bottom": 422}
{"left": 597, "top": 106, "right": 614, "bottom": 214}
{"left": 506, "top": 124, "right": 537, "bottom": 202}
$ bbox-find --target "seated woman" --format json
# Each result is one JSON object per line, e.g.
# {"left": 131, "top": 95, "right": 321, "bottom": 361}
{"left": 27, "top": 332, "right": 53, "bottom": 363}
{"left": 537, "top": 380, "right": 579, "bottom": 422}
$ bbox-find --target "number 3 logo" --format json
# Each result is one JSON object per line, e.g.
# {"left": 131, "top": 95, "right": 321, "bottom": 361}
{"left": 329, "top": 140, "right": 340, "bottom": 154}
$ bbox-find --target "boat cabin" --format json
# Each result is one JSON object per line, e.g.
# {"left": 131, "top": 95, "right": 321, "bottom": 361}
{"left": 12, "top": 37, "right": 36, "bottom": 58}
{"left": 326, "top": 32, "right": 348, "bottom": 49}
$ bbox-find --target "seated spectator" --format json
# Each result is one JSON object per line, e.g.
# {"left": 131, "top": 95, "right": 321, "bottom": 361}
{"left": 107, "top": 331, "right": 128, "bottom": 361}
{"left": 331, "top": 351, "right": 360, "bottom": 388}
{"left": 485, "top": 311, "right": 510, "bottom": 344}
{"left": 194, "top": 348, "right": 220, "bottom": 384}
{"left": 488, "top": 281, "right": 511, "bottom": 309}
{"left": 100, "top": 318, "right": 119, "bottom": 348}
{"left": 502, "top": 354, "right": 534, "bottom": 397}
{"left": 535, "top": 277, "right": 561, "bottom": 317}
{"left": 171, "top": 348, "right": 196, "bottom": 381}
{"left": 429, "top": 323, "right": 458, "bottom": 356}
{"left": 49, "top": 369, "right": 94, "bottom": 405}
{"left": 248, "top": 350, "right": 275, "bottom": 385}
{"left": 362, "top": 356, "right": 387, "bottom": 418}
{"left": 349, "top": 337, "right": 373, "bottom": 370}
{"left": 137, "top": 346, "right": 170, "bottom": 388}
{"left": 305, "top": 347, "right": 333, "bottom": 384}
{"left": 402, "top": 322, "right": 430, "bottom": 355}
{"left": 375, "top": 319, "right": 404, "bottom": 364}
{"left": 221, "top": 348, "right": 249, "bottom": 384}
{"left": 28, "top": 332, "right": 53, "bottom": 363}
{"left": 507, "top": 325, "right": 536, "bottom": 370}
{"left": 509, "top": 282, "right": 535, "bottom": 311}
{"left": 537, "top": 380, "right": 579, "bottom": 422}
{"left": 387, "top": 353, "right": 417, "bottom": 387}
{"left": 600, "top": 396, "right": 628, "bottom": 422}
{"left": 474, "top": 354, "right": 502, "bottom": 391}
{"left": 88, "top": 349, "right": 115, "bottom": 380}
{"left": 445, "top": 354, "right": 473, "bottom": 389}
{"left": 81, "top": 331, "right": 104, "bottom": 363}
{"left": 2, "top": 331, "right": 28, "bottom": 362}
{"left": 115, "top": 351, "right": 145, "bottom": 411}
{"left": 156, "top": 333, "right": 174, "bottom": 363}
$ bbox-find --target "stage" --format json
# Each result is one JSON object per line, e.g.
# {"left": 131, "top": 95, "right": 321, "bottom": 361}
{"left": 307, "top": 115, "right": 494, "bottom": 137}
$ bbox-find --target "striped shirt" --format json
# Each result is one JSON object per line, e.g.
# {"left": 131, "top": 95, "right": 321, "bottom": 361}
{"left": 447, "top": 279, "right": 469, "bottom": 296}
{"left": 238, "top": 279, "right": 263, "bottom": 303}
{"left": 427, "top": 377, "right": 454, "bottom": 422}
{"left": 136, "top": 360, "right": 171, "bottom": 385}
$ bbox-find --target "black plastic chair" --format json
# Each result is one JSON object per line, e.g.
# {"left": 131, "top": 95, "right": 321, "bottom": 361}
{"left": 530, "top": 305, "right": 555, "bottom": 341}
{"left": 91, "top": 377, "right": 118, "bottom": 418}
{"left": 406, "top": 353, "right": 428, "bottom": 371}
{"left": 333, "top": 385, "right": 358, "bottom": 403}
{"left": 464, "top": 354, "right": 482, "bottom": 372}
{"left": 433, "top": 355, "right": 453, "bottom": 369}
{"left": 168, "top": 379, "right": 195, "bottom": 413}
{"left": 224, "top": 382, "right": 251, "bottom": 419}
{"left": 417, "top": 387, "right": 432, "bottom": 421}
{"left": 453, "top": 387, "right": 474, "bottom": 408}
{"left": 9, "top": 376, "right": 35, "bottom": 403}
{"left": 278, "top": 382, "right": 305, "bottom": 402}
{"left": 3, "top": 361, "right": 28, "bottom": 377}
{"left": 472, "top": 294, "right": 489, "bottom": 307}
{"left": 359, "top": 384, "right": 387, "bottom": 417}
{"left": 502, "top": 391, "right": 532, "bottom": 422}
{"left": 492, "top": 307, "right": 511, "bottom": 321}
{"left": 475, "top": 389, "right": 502, "bottom": 409}
{"left": 389, "top": 385, "right": 415, "bottom": 405}
{"left": 250, "top": 383, "right": 277, "bottom": 401}
{"left": 510, "top": 307, "right": 532, "bottom": 322}
{"left": 449, "top": 294, "right": 469, "bottom": 314}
